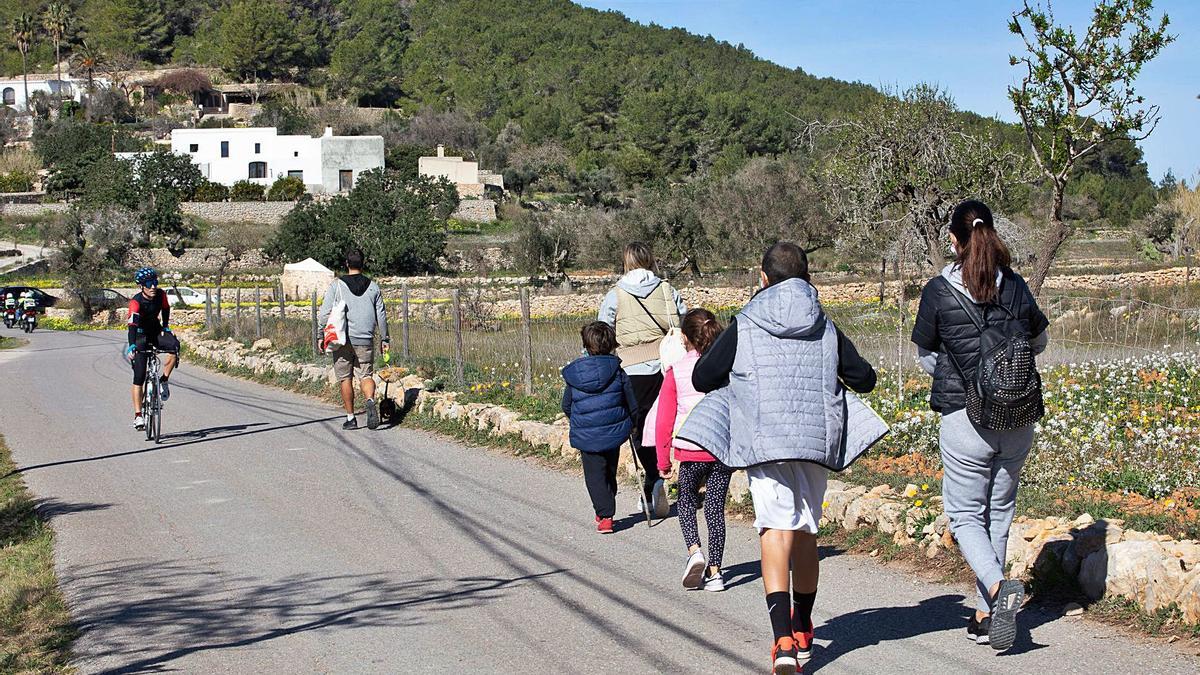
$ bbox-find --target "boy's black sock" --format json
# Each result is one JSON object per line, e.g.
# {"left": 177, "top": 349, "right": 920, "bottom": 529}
{"left": 792, "top": 590, "right": 816, "bottom": 632}
{"left": 766, "top": 591, "right": 792, "bottom": 641}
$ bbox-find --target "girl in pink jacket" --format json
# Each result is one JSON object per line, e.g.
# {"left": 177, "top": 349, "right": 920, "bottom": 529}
{"left": 654, "top": 308, "right": 732, "bottom": 592}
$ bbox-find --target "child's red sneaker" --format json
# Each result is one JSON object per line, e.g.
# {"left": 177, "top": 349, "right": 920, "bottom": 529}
{"left": 771, "top": 636, "right": 798, "bottom": 674}
{"left": 597, "top": 517, "right": 614, "bottom": 534}
{"left": 793, "top": 626, "right": 813, "bottom": 661}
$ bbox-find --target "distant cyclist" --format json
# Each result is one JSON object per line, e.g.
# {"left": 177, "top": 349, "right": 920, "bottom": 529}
{"left": 125, "top": 267, "right": 178, "bottom": 430}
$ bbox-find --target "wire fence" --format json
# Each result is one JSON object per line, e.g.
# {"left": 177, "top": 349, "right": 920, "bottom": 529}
{"left": 197, "top": 282, "right": 1200, "bottom": 410}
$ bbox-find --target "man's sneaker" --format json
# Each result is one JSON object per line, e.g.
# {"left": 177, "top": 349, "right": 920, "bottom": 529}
{"left": 989, "top": 579, "right": 1025, "bottom": 652}
{"left": 342, "top": 417, "right": 358, "bottom": 430}
{"left": 967, "top": 615, "right": 991, "bottom": 645}
{"left": 650, "top": 478, "right": 669, "bottom": 519}
{"left": 133, "top": 414, "right": 145, "bottom": 431}
{"left": 597, "top": 517, "right": 614, "bottom": 534}
{"left": 365, "top": 398, "right": 380, "bottom": 430}
{"left": 770, "top": 636, "right": 799, "bottom": 675}
{"left": 682, "top": 549, "right": 706, "bottom": 589}
{"left": 158, "top": 377, "right": 170, "bottom": 401}
{"left": 702, "top": 570, "right": 725, "bottom": 592}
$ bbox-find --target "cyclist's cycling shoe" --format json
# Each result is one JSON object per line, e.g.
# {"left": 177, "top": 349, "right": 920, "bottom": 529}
{"left": 342, "top": 417, "right": 358, "bottom": 430}
{"left": 133, "top": 414, "right": 145, "bottom": 431}
{"left": 159, "top": 377, "right": 171, "bottom": 401}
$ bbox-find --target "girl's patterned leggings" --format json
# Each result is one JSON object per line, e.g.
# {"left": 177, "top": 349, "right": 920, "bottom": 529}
{"left": 676, "top": 460, "right": 734, "bottom": 569}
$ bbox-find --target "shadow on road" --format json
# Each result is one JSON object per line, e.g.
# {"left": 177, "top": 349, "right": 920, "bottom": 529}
{"left": 35, "top": 498, "right": 113, "bottom": 519}
{"left": 67, "top": 558, "right": 565, "bottom": 675}
{"left": 3, "top": 416, "right": 343, "bottom": 478}
{"left": 158, "top": 422, "right": 267, "bottom": 441}
{"left": 807, "top": 593, "right": 971, "bottom": 672}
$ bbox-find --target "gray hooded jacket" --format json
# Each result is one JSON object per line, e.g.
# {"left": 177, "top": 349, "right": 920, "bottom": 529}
{"left": 677, "top": 279, "right": 888, "bottom": 470}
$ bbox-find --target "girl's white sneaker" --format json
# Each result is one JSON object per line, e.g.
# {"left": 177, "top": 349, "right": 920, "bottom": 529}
{"left": 681, "top": 549, "right": 706, "bottom": 589}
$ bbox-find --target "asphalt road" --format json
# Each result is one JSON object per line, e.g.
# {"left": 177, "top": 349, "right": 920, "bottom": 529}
{"left": 1, "top": 330, "right": 1195, "bottom": 674}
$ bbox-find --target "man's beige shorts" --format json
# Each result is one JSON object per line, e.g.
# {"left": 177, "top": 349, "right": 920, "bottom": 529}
{"left": 332, "top": 344, "right": 375, "bottom": 382}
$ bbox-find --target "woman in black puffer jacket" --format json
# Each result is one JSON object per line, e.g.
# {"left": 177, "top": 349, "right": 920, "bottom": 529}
{"left": 910, "top": 200, "right": 1049, "bottom": 653}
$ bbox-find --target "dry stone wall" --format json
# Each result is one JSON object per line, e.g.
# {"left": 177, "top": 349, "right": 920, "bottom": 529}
{"left": 126, "top": 247, "right": 270, "bottom": 272}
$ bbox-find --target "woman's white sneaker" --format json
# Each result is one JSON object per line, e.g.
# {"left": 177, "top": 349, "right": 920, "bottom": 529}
{"left": 702, "top": 570, "right": 725, "bottom": 592}
{"left": 682, "top": 549, "right": 706, "bottom": 589}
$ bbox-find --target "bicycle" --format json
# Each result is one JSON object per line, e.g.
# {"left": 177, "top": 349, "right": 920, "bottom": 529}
{"left": 140, "top": 346, "right": 166, "bottom": 443}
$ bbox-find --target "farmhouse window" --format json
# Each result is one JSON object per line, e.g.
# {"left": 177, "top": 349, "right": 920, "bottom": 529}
{"left": 248, "top": 161, "right": 268, "bottom": 179}
{"left": 254, "top": 143, "right": 261, "bottom": 154}
{"left": 220, "top": 141, "right": 229, "bottom": 158}
{"left": 339, "top": 170, "right": 353, "bottom": 192}
{"left": 287, "top": 170, "right": 303, "bottom": 181}
{"left": 188, "top": 144, "right": 198, "bottom": 153}
{"left": 2, "top": 88, "right": 14, "bottom": 105}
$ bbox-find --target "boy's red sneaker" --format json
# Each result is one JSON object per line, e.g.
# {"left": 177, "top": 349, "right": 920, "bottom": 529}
{"left": 597, "top": 517, "right": 614, "bottom": 534}
{"left": 794, "top": 627, "right": 814, "bottom": 661}
{"left": 771, "top": 636, "right": 799, "bottom": 674}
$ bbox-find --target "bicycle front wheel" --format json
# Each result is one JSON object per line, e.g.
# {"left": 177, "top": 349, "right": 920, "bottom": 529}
{"left": 153, "top": 401, "right": 162, "bottom": 443}
{"left": 144, "top": 383, "right": 155, "bottom": 442}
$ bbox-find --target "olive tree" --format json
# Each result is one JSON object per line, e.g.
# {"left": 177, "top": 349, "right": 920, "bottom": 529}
{"left": 1009, "top": 0, "right": 1174, "bottom": 293}
{"left": 806, "top": 84, "right": 1030, "bottom": 271}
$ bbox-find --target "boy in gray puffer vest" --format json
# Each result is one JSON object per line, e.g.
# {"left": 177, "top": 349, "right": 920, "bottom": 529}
{"left": 691, "top": 242, "right": 877, "bottom": 674}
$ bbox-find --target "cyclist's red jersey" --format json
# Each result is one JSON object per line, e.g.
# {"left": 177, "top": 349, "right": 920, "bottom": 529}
{"left": 128, "top": 289, "right": 171, "bottom": 344}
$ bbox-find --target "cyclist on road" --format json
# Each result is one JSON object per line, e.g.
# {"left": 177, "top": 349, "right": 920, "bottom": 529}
{"left": 125, "top": 267, "right": 178, "bottom": 430}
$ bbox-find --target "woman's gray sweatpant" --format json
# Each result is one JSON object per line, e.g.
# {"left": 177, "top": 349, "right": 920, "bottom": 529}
{"left": 939, "top": 409, "right": 1034, "bottom": 613}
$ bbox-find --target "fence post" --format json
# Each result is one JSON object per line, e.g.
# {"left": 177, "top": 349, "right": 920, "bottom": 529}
{"left": 452, "top": 288, "right": 464, "bottom": 386}
{"left": 278, "top": 283, "right": 285, "bottom": 321}
{"left": 401, "top": 282, "right": 410, "bottom": 360}
{"left": 520, "top": 286, "right": 533, "bottom": 395}
{"left": 215, "top": 285, "right": 222, "bottom": 323}
{"left": 235, "top": 287, "right": 242, "bottom": 338}
{"left": 204, "top": 287, "right": 212, "bottom": 331}
{"left": 255, "top": 287, "right": 262, "bottom": 339}
{"left": 311, "top": 289, "right": 319, "bottom": 357}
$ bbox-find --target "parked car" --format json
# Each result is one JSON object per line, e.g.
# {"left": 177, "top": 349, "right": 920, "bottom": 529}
{"left": 0, "top": 286, "right": 58, "bottom": 312}
{"left": 84, "top": 288, "right": 128, "bottom": 311}
{"left": 165, "top": 286, "right": 207, "bottom": 308}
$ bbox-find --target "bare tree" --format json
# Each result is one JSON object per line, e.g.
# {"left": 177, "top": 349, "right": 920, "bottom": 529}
{"left": 209, "top": 221, "right": 266, "bottom": 288}
{"left": 805, "top": 84, "right": 1031, "bottom": 270}
{"left": 1009, "top": 0, "right": 1175, "bottom": 293}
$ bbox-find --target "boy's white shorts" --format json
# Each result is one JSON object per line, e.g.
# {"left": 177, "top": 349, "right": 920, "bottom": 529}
{"left": 747, "top": 461, "right": 828, "bottom": 534}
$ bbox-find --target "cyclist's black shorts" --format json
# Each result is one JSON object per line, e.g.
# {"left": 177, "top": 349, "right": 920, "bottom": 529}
{"left": 131, "top": 332, "right": 178, "bottom": 385}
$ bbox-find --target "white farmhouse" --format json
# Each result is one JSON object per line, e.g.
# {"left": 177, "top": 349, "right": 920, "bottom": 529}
{"left": 418, "top": 144, "right": 504, "bottom": 198}
{"left": 0, "top": 74, "right": 105, "bottom": 112}
{"left": 169, "top": 127, "right": 384, "bottom": 194}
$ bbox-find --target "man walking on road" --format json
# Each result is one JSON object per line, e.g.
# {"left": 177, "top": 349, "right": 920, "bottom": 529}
{"left": 318, "top": 248, "right": 390, "bottom": 430}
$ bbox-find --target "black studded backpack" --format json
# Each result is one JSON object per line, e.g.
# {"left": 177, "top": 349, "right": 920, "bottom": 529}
{"left": 940, "top": 277, "right": 1044, "bottom": 430}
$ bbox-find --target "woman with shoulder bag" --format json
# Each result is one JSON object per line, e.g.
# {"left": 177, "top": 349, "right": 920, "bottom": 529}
{"left": 598, "top": 241, "right": 686, "bottom": 518}
{"left": 910, "top": 200, "right": 1050, "bottom": 653}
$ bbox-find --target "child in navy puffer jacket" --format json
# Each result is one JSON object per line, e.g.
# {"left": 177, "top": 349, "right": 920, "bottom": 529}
{"left": 562, "top": 321, "right": 638, "bottom": 534}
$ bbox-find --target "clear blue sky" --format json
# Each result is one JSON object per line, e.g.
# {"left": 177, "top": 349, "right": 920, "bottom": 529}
{"left": 576, "top": 0, "right": 1198, "bottom": 184}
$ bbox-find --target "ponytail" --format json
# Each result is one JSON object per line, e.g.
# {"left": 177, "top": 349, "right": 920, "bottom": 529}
{"left": 948, "top": 200, "right": 1010, "bottom": 304}
{"left": 681, "top": 308, "right": 723, "bottom": 354}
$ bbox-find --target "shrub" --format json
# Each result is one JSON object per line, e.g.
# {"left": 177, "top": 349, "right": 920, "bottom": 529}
{"left": 265, "top": 168, "right": 457, "bottom": 274}
{"left": 230, "top": 180, "right": 265, "bottom": 201}
{"left": 0, "top": 170, "right": 34, "bottom": 193}
{"left": 266, "top": 175, "right": 305, "bottom": 201}
{"left": 193, "top": 180, "right": 230, "bottom": 202}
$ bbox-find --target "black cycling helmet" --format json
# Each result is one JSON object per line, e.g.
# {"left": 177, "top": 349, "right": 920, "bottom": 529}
{"left": 134, "top": 267, "right": 159, "bottom": 288}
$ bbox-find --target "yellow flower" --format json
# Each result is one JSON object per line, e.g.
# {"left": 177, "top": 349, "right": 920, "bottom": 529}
{"left": 914, "top": 499, "right": 924, "bottom": 507}
{"left": 502, "top": 381, "right": 511, "bottom": 388}
{"left": 920, "top": 483, "right": 929, "bottom": 491}
{"left": 821, "top": 501, "right": 829, "bottom": 509}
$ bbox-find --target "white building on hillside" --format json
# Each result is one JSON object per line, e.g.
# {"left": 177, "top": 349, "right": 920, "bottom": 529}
{"left": 169, "top": 127, "right": 384, "bottom": 194}
{"left": 0, "top": 74, "right": 106, "bottom": 112}
{"left": 418, "top": 144, "right": 503, "bottom": 198}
